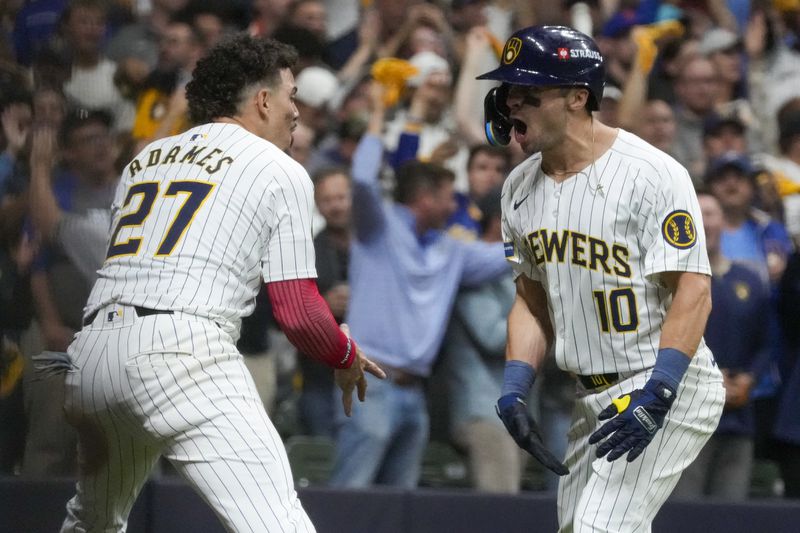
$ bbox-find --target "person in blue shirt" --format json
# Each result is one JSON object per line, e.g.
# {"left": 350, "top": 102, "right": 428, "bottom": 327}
{"left": 328, "top": 81, "right": 509, "bottom": 489}
{"left": 673, "top": 191, "right": 770, "bottom": 500}
{"left": 704, "top": 151, "right": 795, "bottom": 470}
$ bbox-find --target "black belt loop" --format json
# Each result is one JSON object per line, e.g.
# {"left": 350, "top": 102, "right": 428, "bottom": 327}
{"left": 82, "top": 306, "right": 173, "bottom": 327}
{"left": 578, "top": 372, "right": 620, "bottom": 391}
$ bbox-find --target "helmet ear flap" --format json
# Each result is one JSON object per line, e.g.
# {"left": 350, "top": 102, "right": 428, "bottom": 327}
{"left": 484, "top": 83, "right": 512, "bottom": 146}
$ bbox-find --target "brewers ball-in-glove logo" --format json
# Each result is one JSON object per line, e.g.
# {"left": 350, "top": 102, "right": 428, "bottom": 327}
{"left": 503, "top": 37, "right": 522, "bottom": 64}
{"left": 661, "top": 210, "right": 697, "bottom": 249}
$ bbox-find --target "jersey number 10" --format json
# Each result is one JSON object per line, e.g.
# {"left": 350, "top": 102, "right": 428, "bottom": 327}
{"left": 592, "top": 288, "right": 638, "bottom": 333}
{"left": 106, "top": 180, "right": 215, "bottom": 260}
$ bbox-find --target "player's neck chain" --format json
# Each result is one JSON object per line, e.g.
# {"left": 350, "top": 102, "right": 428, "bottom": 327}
{"left": 541, "top": 119, "right": 604, "bottom": 196}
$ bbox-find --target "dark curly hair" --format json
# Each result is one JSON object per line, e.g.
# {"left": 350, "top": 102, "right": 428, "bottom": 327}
{"left": 186, "top": 33, "right": 298, "bottom": 124}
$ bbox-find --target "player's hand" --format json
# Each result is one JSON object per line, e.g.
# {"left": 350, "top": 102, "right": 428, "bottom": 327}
{"left": 333, "top": 324, "right": 386, "bottom": 417}
{"left": 496, "top": 394, "right": 569, "bottom": 475}
{"left": 589, "top": 379, "right": 676, "bottom": 462}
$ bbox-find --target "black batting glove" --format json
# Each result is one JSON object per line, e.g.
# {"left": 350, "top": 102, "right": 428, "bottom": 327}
{"left": 588, "top": 379, "right": 676, "bottom": 462}
{"left": 496, "top": 394, "right": 569, "bottom": 476}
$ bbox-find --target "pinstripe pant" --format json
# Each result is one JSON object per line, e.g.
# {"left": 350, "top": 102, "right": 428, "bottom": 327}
{"left": 60, "top": 305, "right": 315, "bottom": 533}
{"left": 557, "top": 348, "right": 725, "bottom": 533}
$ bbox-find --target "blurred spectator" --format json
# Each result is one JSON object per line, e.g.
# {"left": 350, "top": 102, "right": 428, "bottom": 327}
{"left": 775, "top": 249, "right": 800, "bottom": 498}
{"left": 0, "top": 91, "right": 32, "bottom": 200}
{"left": 298, "top": 167, "right": 352, "bottom": 437}
{"left": 385, "top": 50, "right": 469, "bottom": 188}
{"left": 286, "top": 0, "right": 326, "bottom": 41}
{"left": 32, "top": 85, "right": 66, "bottom": 130}
{"left": 699, "top": 27, "right": 745, "bottom": 102}
{"left": 327, "top": 0, "right": 426, "bottom": 70}
{"left": 272, "top": 25, "right": 325, "bottom": 73}
{"left": 706, "top": 152, "right": 792, "bottom": 283}
{"left": 705, "top": 151, "right": 795, "bottom": 485}
{"left": 703, "top": 112, "right": 748, "bottom": 161}
{"left": 672, "top": 55, "right": 720, "bottom": 182}
{"left": 646, "top": 36, "right": 699, "bottom": 104}
{"left": 747, "top": 8, "right": 800, "bottom": 154}
{"left": 107, "top": 0, "right": 190, "bottom": 70}
{"left": 439, "top": 185, "right": 521, "bottom": 493}
{"left": 249, "top": 0, "right": 292, "bottom": 38}
{"left": 674, "top": 191, "right": 770, "bottom": 501}
{"left": 329, "top": 82, "right": 508, "bottom": 488}
{"left": 60, "top": 0, "right": 135, "bottom": 131}
{"left": 447, "top": 144, "right": 509, "bottom": 241}
{"left": 597, "top": 10, "right": 640, "bottom": 88}
{"left": 0, "top": 92, "right": 35, "bottom": 472}
{"left": 237, "top": 287, "right": 278, "bottom": 415}
{"left": 182, "top": 0, "right": 240, "bottom": 49}
{"left": 295, "top": 65, "right": 339, "bottom": 139}
{"left": 304, "top": 73, "right": 370, "bottom": 177}
{"left": 22, "top": 109, "right": 117, "bottom": 478}
{"left": 597, "top": 84, "right": 622, "bottom": 127}
{"left": 130, "top": 15, "right": 205, "bottom": 149}
{"left": 290, "top": 122, "right": 316, "bottom": 169}
{"left": 11, "top": 0, "right": 67, "bottom": 66}
{"left": 635, "top": 99, "right": 677, "bottom": 155}
{"left": 453, "top": 25, "right": 498, "bottom": 147}
{"left": 760, "top": 110, "right": 800, "bottom": 244}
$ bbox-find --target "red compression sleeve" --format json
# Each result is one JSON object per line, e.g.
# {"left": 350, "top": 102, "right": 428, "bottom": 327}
{"left": 266, "top": 278, "right": 356, "bottom": 369}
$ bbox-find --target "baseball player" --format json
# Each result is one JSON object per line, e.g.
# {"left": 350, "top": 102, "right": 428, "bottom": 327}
{"left": 480, "top": 27, "right": 725, "bottom": 531}
{"left": 59, "top": 35, "right": 384, "bottom": 532}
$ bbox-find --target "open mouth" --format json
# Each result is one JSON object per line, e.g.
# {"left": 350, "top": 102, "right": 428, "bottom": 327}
{"left": 512, "top": 118, "right": 527, "bottom": 136}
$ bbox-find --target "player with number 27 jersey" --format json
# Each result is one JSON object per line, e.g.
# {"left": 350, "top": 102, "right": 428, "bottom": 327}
{"left": 88, "top": 122, "right": 314, "bottom": 341}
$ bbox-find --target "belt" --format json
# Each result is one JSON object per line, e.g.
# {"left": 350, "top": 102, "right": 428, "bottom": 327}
{"left": 83, "top": 306, "right": 173, "bottom": 327}
{"left": 382, "top": 366, "right": 425, "bottom": 387}
{"left": 577, "top": 372, "right": 620, "bottom": 391}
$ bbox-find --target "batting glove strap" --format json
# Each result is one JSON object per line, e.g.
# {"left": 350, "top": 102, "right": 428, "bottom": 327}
{"left": 496, "top": 394, "right": 569, "bottom": 476}
{"left": 588, "top": 379, "right": 677, "bottom": 462}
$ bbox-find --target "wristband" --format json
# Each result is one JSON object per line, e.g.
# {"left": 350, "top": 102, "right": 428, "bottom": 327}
{"left": 650, "top": 348, "right": 691, "bottom": 391}
{"left": 501, "top": 360, "right": 536, "bottom": 398}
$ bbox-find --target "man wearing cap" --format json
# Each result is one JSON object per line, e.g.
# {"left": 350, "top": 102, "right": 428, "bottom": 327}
{"left": 384, "top": 51, "right": 470, "bottom": 189}
{"left": 22, "top": 109, "right": 119, "bottom": 477}
{"left": 295, "top": 65, "right": 340, "bottom": 140}
{"left": 705, "top": 151, "right": 792, "bottom": 283}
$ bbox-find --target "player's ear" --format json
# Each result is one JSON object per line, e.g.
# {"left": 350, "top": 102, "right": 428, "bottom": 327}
{"left": 565, "top": 88, "right": 589, "bottom": 111}
{"left": 256, "top": 87, "right": 270, "bottom": 119}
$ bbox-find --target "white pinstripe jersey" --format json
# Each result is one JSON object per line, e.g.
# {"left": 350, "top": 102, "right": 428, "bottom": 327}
{"left": 501, "top": 129, "right": 711, "bottom": 376}
{"left": 86, "top": 122, "right": 317, "bottom": 340}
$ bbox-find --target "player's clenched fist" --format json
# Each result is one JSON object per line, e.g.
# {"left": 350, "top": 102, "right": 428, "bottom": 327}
{"left": 588, "top": 379, "right": 676, "bottom": 462}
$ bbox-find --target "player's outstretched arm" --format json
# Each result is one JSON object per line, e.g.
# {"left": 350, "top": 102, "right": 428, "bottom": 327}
{"left": 496, "top": 276, "right": 568, "bottom": 476}
{"left": 266, "top": 279, "right": 386, "bottom": 416}
{"left": 590, "top": 271, "right": 712, "bottom": 462}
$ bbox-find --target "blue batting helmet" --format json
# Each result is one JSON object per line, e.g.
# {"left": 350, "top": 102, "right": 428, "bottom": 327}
{"left": 478, "top": 25, "right": 606, "bottom": 110}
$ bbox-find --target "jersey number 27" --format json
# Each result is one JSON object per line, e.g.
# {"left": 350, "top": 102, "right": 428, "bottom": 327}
{"left": 106, "top": 180, "right": 215, "bottom": 260}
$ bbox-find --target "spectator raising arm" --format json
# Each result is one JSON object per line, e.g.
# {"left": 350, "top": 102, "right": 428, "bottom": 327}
{"left": 351, "top": 81, "right": 390, "bottom": 243}
{"left": 28, "top": 127, "right": 60, "bottom": 240}
{"left": 454, "top": 27, "right": 494, "bottom": 147}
